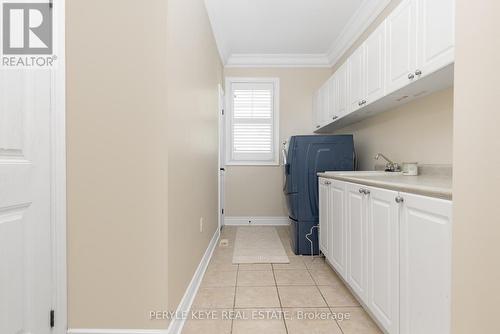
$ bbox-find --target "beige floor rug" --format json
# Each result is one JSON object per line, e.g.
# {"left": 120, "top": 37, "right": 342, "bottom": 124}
{"left": 232, "top": 226, "right": 290, "bottom": 264}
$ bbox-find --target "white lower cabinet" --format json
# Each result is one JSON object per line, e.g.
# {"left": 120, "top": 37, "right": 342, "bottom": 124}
{"left": 319, "top": 179, "right": 452, "bottom": 334}
{"left": 329, "top": 180, "right": 347, "bottom": 277}
{"left": 366, "top": 186, "right": 400, "bottom": 334}
{"left": 318, "top": 178, "right": 330, "bottom": 255}
{"left": 345, "top": 182, "right": 368, "bottom": 300}
{"left": 399, "top": 192, "right": 452, "bottom": 334}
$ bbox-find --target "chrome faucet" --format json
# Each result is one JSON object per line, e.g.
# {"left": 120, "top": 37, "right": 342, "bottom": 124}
{"left": 374, "top": 153, "right": 401, "bottom": 172}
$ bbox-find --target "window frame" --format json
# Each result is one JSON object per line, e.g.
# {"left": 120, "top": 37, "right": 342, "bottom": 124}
{"left": 225, "top": 77, "right": 280, "bottom": 166}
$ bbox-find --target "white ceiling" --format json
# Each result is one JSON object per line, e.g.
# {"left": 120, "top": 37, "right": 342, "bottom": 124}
{"left": 204, "top": 0, "right": 390, "bottom": 67}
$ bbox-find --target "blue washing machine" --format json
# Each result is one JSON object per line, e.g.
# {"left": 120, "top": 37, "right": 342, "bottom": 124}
{"left": 283, "top": 135, "right": 355, "bottom": 255}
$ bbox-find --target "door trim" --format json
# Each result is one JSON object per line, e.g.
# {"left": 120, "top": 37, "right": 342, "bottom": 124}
{"left": 52, "top": 1, "right": 67, "bottom": 333}
{"left": 217, "top": 84, "right": 225, "bottom": 230}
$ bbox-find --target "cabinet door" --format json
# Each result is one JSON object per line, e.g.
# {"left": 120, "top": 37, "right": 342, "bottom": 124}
{"left": 400, "top": 193, "right": 452, "bottom": 334}
{"left": 348, "top": 47, "right": 366, "bottom": 112}
{"left": 327, "top": 75, "right": 338, "bottom": 122}
{"left": 345, "top": 182, "right": 368, "bottom": 300}
{"left": 416, "top": 0, "right": 455, "bottom": 77}
{"left": 318, "top": 83, "right": 329, "bottom": 126}
{"left": 329, "top": 180, "right": 346, "bottom": 278}
{"left": 385, "top": 0, "right": 417, "bottom": 95}
{"left": 318, "top": 178, "right": 330, "bottom": 256}
{"left": 336, "top": 62, "right": 349, "bottom": 117}
{"left": 312, "top": 90, "right": 321, "bottom": 131}
{"left": 366, "top": 186, "right": 399, "bottom": 334}
{"left": 365, "top": 21, "right": 386, "bottom": 104}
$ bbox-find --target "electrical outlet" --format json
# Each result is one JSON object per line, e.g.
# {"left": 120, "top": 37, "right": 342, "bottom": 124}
{"left": 199, "top": 217, "right": 203, "bottom": 232}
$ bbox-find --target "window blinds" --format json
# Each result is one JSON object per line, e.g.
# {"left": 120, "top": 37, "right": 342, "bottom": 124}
{"left": 229, "top": 82, "right": 276, "bottom": 163}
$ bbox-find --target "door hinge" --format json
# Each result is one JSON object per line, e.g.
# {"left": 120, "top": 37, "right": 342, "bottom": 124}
{"left": 50, "top": 310, "right": 55, "bottom": 328}
{"left": 222, "top": 208, "right": 224, "bottom": 215}
{"left": 221, "top": 109, "right": 224, "bottom": 115}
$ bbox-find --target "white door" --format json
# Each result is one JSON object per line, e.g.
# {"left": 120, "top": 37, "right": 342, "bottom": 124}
{"left": 399, "top": 192, "right": 452, "bottom": 334}
{"left": 385, "top": 0, "right": 417, "bottom": 95}
{"left": 364, "top": 21, "right": 386, "bottom": 104}
{"left": 318, "top": 178, "right": 330, "bottom": 255}
{"left": 345, "top": 182, "right": 367, "bottom": 300}
{"left": 329, "top": 180, "right": 346, "bottom": 278}
{"left": 0, "top": 69, "right": 54, "bottom": 333}
{"left": 348, "top": 47, "right": 366, "bottom": 112}
{"left": 336, "top": 62, "right": 349, "bottom": 117}
{"left": 416, "top": 0, "right": 455, "bottom": 78}
{"left": 366, "top": 186, "right": 399, "bottom": 334}
{"left": 218, "top": 85, "right": 225, "bottom": 230}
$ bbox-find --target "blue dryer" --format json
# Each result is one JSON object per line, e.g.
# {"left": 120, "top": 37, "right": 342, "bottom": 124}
{"left": 283, "top": 135, "right": 355, "bottom": 255}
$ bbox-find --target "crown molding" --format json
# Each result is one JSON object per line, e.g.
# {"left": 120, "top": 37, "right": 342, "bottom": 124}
{"left": 326, "top": 0, "right": 391, "bottom": 67}
{"left": 225, "top": 53, "right": 331, "bottom": 68}
{"left": 206, "top": 0, "right": 391, "bottom": 68}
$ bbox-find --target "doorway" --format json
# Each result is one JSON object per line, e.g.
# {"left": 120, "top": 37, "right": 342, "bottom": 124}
{"left": 218, "top": 84, "right": 226, "bottom": 230}
{"left": 0, "top": 1, "right": 66, "bottom": 333}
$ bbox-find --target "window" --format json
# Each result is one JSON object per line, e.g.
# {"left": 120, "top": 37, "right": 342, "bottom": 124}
{"left": 225, "top": 78, "right": 279, "bottom": 165}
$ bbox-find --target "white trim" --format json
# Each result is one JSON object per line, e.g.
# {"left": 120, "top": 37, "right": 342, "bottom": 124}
{"left": 225, "top": 54, "right": 331, "bottom": 68}
{"left": 166, "top": 228, "right": 221, "bottom": 334}
{"left": 326, "top": 0, "right": 391, "bottom": 66}
{"left": 52, "top": 1, "right": 67, "bottom": 334}
{"left": 224, "top": 216, "right": 290, "bottom": 226}
{"left": 67, "top": 330, "right": 168, "bottom": 334}
{"left": 224, "top": 77, "right": 280, "bottom": 166}
{"left": 218, "top": 84, "right": 225, "bottom": 231}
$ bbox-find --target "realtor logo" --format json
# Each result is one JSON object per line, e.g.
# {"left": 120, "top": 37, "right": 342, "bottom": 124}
{"left": 3, "top": 2, "right": 52, "bottom": 54}
{"left": 2, "top": 1, "right": 55, "bottom": 67}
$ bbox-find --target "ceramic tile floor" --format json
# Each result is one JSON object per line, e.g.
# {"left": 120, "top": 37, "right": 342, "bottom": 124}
{"left": 182, "top": 226, "right": 382, "bottom": 334}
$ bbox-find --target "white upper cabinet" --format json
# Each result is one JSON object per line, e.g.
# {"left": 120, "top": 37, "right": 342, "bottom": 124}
{"left": 348, "top": 47, "right": 366, "bottom": 112}
{"left": 327, "top": 75, "right": 339, "bottom": 122}
{"left": 313, "top": 0, "right": 454, "bottom": 132}
{"left": 386, "top": 0, "right": 417, "bottom": 95}
{"left": 336, "top": 61, "right": 349, "bottom": 117}
{"left": 364, "top": 21, "right": 386, "bottom": 104}
{"left": 312, "top": 90, "right": 320, "bottom": 130}
{"left": 416, "top": 0, "right": 455, "bottom": 78}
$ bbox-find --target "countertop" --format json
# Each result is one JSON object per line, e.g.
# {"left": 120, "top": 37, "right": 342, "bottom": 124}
{"left": 317, "top": 166, "right": 452, "bottom": 200}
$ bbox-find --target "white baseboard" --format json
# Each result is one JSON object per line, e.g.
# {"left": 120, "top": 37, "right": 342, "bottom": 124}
{"left": 67, "top": 330, "right": 167, "bottom": 334}
{"left": 166, "top": 228, "right": 221, "bottom": 334}
{"left": 68, "top": 228, "right": 220, "bottom": 334}
{"left": 224, "top": 216, "right": 290, "bottom": 226}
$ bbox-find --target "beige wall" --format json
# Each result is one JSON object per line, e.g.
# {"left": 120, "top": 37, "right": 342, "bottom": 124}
{"left": 67, "top": 0, "right": 169, "bottom": 329}
{"left": 67, "top": 0, "right": 222, "bottom": 329}
{"left": 334, "top": 88, "right": 453, "bottom": 170}
{"left": 223, "top": 68, "right": 332, "bottom": 217}
{"left": 166, "top": 0, "right": 223, "bottom": 309}
{"left": 452, "top": 0, "right": 500, "bottom": 332}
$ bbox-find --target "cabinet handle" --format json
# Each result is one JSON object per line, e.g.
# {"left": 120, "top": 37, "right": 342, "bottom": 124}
{"left": 408, "top": 73, "right": 415, "bottom": 80}
{"left": 358, "top": 101, "right": 362, "bottom": 106}
{"left": 415, "top": 69, "right": 422, "bottom": 76}
{"left": 364, "top": 189, "right": 371, "bottom": 195}
{"left": 362, "top": 100, "right": 367, "bottom": 105}
{"left": 395, "top": 196, "right": 404, "bottom": 203}
{"left": 316, "top": 125, "right": 320, "bottom": 128}
{"left": 359, "top": 188, "right": 365, "bottom": 194}
{"left": 332, "top": 116, "right": 338, "bottom": 120}
{"left": 325, "top": 181, "right": 331, "bottom": 185}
